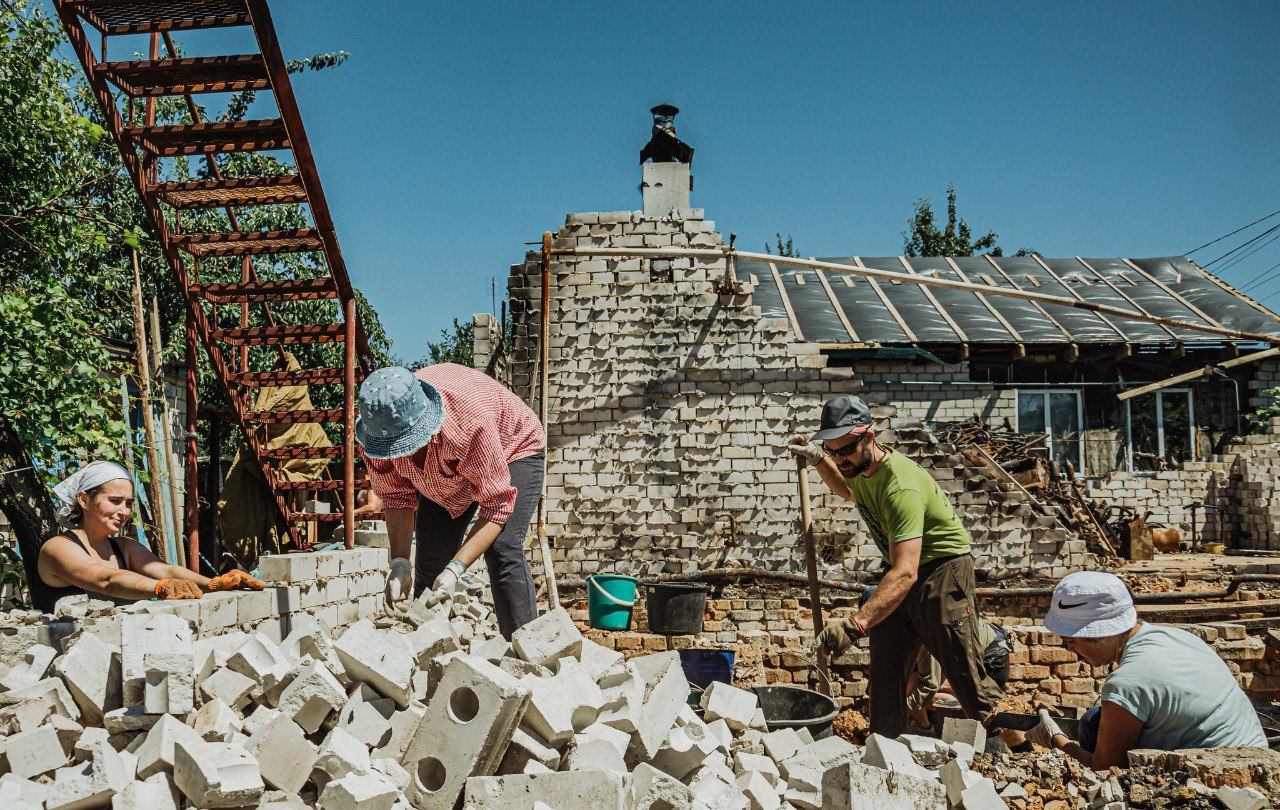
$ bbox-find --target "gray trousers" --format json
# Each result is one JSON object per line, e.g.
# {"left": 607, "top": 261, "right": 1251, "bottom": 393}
{"left": 414, "top": 451, "right": 544, "bottom": 639}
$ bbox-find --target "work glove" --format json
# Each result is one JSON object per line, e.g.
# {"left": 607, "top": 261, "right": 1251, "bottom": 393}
{"left": 205, "top": 569, "right": 265, "bottom": 592}
{"left": 786, "top": 437, "right": 826, "bottom": 466}
{"left": 816, "top": 616, "right": 866, "bottom": 658}
{"left": 385, "top": 557, "right": 413, "bottom": 605}
{"left": 155, "top": 579, "right": 203, "bottom": 600}
{"left": 1025, "top": 708, "right": 1065, "bottom": 749}
{"left": 421, "top": 559, "right": 468, "bottom": 607}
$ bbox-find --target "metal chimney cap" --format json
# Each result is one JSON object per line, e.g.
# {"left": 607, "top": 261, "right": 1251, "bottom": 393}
{"left": 650, "top": 103, "right": 680, "bottom": 117}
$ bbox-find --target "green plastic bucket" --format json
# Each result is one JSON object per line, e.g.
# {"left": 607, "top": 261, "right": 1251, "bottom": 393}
{"left": 587, "top": 574, "right": 638, "bottom": 631}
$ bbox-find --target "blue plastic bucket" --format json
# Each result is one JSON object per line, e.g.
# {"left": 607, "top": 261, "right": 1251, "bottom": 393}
{"left": 587, "top": 574, "right": 638, "bottom": 631}
{"left": 678, "top": 648, "right": 736, "bottom": 691}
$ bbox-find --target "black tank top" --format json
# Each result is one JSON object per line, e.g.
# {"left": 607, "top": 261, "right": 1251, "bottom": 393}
{"left": 31, "top": 534, "right": 136, "bottom": 613}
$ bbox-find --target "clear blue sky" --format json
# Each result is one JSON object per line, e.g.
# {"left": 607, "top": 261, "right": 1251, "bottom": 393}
{"left": 73, "top": 1, "right": 1280, "bottom": 357}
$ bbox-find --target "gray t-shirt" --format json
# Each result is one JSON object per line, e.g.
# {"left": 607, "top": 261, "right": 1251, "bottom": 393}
{"left": 1101, "top": 623, "right": 1267, "bottom": 751}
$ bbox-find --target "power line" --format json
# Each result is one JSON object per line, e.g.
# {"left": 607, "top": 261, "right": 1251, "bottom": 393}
{"left": 1186, "top": 207, "right": 1280, "bottom": 256}
{"left": 1202, "top": 222, "right": 1280, "bottom": 268}
{"left": 1238, "top": 258, "right": 1280, "bottom": 293}
{"left": 1217, "top": 229, "right": 1280, "bottom": 276}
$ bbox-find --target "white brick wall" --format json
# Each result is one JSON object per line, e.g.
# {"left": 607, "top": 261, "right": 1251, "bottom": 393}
{"left": 502, "top": 212, "right": 1085, "bottom": 581}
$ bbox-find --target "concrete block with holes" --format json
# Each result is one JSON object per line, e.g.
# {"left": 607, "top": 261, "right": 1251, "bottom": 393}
{"left": 463, "top": 770, "right": 628, "bottom": 810}
{"left": 400, "top": 654, "right": 530, "bottom": 810}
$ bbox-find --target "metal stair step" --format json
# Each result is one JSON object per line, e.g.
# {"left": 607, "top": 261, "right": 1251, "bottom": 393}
{"left": 190, "top": 278, "right": 338, "bottom": 303}
{"left": 259, "top": 446, "right": 344, "bottom": 461}
{"left": 173, "top": 228, "right": 322, "bottom": 257}
{"left": 211, "top": 323, "right": 346, "bottom": 346}
{"left": 274, "top": 479, "right": 369, "bottom": 492}
{"left": 244, "top": 408, "right": 344, "bottom": 424}
{"left": 126, "top": 119, "right": 288, "bottom": 156}
{"left": 95, "top": 54, "right": 268, "bottom": 96}
{"left": 151, "top": 175, "right": 306, "bottom": 209}
{"left": 290, "top": 510, "right": 384, "bottom": 523}
{"left": 230, "top": 368, "right": 347, "bottom": 387}
{"left": 70, "top": 0, "right": 250, "bottom": 35}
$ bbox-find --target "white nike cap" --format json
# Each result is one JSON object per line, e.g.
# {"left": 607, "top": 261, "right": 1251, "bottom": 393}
{"left": 1044, "top": 571, "right": 1137, "bottom": 639}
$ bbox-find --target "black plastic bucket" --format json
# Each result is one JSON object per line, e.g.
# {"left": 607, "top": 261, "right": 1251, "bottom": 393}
{"left": 642, "top": 581, "right": 709, "bottom": 635}
{"left": 751, "top": 685, "right": 839, "bottom": 740}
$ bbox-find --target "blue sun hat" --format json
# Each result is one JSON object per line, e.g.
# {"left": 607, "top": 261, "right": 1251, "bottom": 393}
{"left": 355, "top": 367, "right": 446, "bottom": 460}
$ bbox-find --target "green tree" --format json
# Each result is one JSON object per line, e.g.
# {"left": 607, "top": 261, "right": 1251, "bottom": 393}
{"left": 902, "top": 184, "right": 1035, "bottom": 257}
{"left": 764, "top": 233, "right": 800, "bottom": 257}
{"left": 0, "top": 3, "right": 131, "bottom": 566}
{"left": 403, "top": 318, "right": 475, "bottom": 369}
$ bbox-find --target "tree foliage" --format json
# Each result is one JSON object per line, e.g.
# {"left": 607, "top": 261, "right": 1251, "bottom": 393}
{"left": 402, "top": 318, "right": 474, "bottom": 370}
{"left": 902, "top": 183, "right": 1035, "bottom": 257}
{"left": 763, "top": 233, "right": 799, "bottom": 257}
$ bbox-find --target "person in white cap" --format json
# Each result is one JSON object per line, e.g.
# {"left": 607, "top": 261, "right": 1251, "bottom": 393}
{"left": 1026, "top": 571, "right": 1267, "bottom": 768}
{"left": 788, "top": 394, "right": 1003, "bottom": 738}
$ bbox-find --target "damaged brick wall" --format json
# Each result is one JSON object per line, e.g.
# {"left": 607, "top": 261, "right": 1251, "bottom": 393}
{"left": 502, "top": 210, "right": 1085, "bottom": 582}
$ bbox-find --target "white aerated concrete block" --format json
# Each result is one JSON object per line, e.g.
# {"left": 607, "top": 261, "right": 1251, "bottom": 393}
{"left": 227, "top": 633, "right": 291, "bottom": 697}
{"left": 498, "top": 726, "right": 562, "bottom": 775}
{"left": 738, "top": 770, "right": 782, "bottom": 810}
{"left": 961, "top": 778, "right": 1009, "bottom": 810}
{"left": 7, "top": 725, "right": 67, "bottom": 778}
{"left": 7, "top": 677, "right": 81, "bottom": 722}
{"left": 142, "top": 650, "right": 194, "bottom": 715}
{"left": 372, "top": 757, "right": 409, "bottom": 791}
{"left": 700, "top": 682, "right": 758, "bottom": 732}
{"left": 631, "top": 762, "right": 695, "bottom": 809}
{"left": 1, "top": 644, "right": 56, "bottom": 691}
{"left": 0, "top": 774, "right": 48, "bottom": 808}
{"left": 258, "top": 552, "right": 318, "bottom": 584}
{"left": 173, "top": 738, "right": 264, "bottom": 808}
{"left": 734, "top": 752, "right": 780, "bottom": 787}
{"left": 941, "top": 717, "right": 987, "bottom": 752}
{"left": 761, "top": 728, "right": 804, "bottom": 764}
{"left": 518, "top": 659, "right": 603, "bottom": 746}
{"left": 55, "top": 632, "right": 117, "bottom": 726}
{"left": 246, "top": 713, "right": 316, "bottom": 794}
{"left": 46, "top": 739, "right": 129, "bottom": 810}
{"left": 627, "top": 652, "right": 689, "bottom": 762}
{"left": 653, "top": 720, "right": 722, "bottom": 781}
{"left": 463, "top": 770, "right": 627, "bottom": 809}
{"left": 373, "top": 699, "right": 424, "bottom": 762}
{"left": 510, "top": 608, "right": 582, "bottom": 669}
{"left": 578, "top": 639, "right": 625, "bottom": 680}
{"left": 112, "top": 773, "right": 179, "bottom": 810}
{"left": 563, "top": 736, "right": 627, "bottom": 775}
{"left": 401, "top": 655, "right": 530, "bottom": 810}
{"left": 277, "top": 658, "right": 346, "bottom": 733}
{"left": 407, "top": 617, "right": 461, "bottom": 665}
{"left": 188, "top": 698, "right": 242, "bottom": 741}
{"left": 822, "top": 761, "right": 947, "bottom": 810}
{"left": 120, "top": 614, "right": 192, "bottom": 709}
{"left": 135, "top": 715, "right": 203, "bottom": 779}
{"left": 337, "top": 690, "right": 395, "bottom": 749}
{"left": 862, "top": 733, "right": 926, "bottom": 778}
{"left": 318, "top": 771, "right": 399, "bottom": 810}
{"left": 198, "top": 664, "right": 254, "bottom": 710}
{"left": 315, "top": 726, "right": 371, "bottom": 790}
{"left": 334, "top": 620, "right": 414, "bottom": 707}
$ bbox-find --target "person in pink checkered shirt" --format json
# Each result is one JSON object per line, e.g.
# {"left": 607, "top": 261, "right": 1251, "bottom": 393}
{"left": 356, "top": 364, "right": 546, "bottom": 638}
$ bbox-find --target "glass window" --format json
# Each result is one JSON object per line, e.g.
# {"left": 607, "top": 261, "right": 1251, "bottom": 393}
{"left": 1126, "top": 389, "right": 1195, "bottom": 471}
{"left": 1017, "top": 390, "right": 1083, "bottom": 473}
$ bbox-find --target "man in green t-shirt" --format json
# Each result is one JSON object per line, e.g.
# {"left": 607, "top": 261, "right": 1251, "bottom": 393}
{"left": 788, "top": 394, "right": 1004, "bottom": 738}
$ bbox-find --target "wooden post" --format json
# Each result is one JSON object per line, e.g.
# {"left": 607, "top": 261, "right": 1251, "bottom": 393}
{"left": 535, "top": 232, "right": 559, "bottom": 609}
{"left": 151, "top": 290, "right": 185, "bottom": 567}
{"left": 796, "top": 457, "right": 831, "bottom": 695}
{"left": 130, "top": 249, "right": 169, "bottom": 559}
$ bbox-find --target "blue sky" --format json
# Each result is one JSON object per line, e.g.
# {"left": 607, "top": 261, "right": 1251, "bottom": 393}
{"left": 67, "top": 1, "right": 1280, "bottom": 357}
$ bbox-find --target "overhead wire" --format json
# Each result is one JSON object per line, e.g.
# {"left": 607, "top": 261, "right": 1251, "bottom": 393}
{"left": 1238, "top": 258, "right": 1280, "bottom": 294}
{"left": 1202, "top": 222, "right": 1280, "bottom": 269}
{"left": 1186, "top": 207, "right": 1280, "bottom": 256}
{"left": 1217, "top": 229, "right": 1280, "bottom": 276}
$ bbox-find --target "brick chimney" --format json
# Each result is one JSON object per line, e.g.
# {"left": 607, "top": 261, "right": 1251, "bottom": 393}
{"left": 640, "top": 104, "right": 693, "bottom": 217}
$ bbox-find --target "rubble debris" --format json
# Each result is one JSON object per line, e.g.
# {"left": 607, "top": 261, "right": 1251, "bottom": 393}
{"left": 0, "top": 548, "right": 1272, "bottom": 808}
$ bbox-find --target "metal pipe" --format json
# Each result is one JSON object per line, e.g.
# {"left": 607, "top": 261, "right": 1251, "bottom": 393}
{"left": 545, "top": 246, "right": 1280, "bottom": 346}
{"left": 536, "top": 232, "right": 559, "bottom": 608}
{"left": 343, "top": 297, "right": 356, "bottom": 550}
{"left": 185, "top": 318, "right": 200, "bottom": 571}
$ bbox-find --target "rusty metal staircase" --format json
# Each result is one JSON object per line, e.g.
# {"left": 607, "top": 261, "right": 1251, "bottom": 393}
{"left": 55, "top": 0, "right": 379, "bottom": 561}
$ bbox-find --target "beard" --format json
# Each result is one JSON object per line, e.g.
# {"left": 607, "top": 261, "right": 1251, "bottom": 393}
{"left": 843, "top": 453, "right": 874, "bottom": 477}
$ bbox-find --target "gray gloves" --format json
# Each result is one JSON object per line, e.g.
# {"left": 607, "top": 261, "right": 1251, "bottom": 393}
{"left": 786, "top": 438, "right": 825, "bottom": 465}
{"left": 1026, "top": 708, "right": 1065, "bottom": 749}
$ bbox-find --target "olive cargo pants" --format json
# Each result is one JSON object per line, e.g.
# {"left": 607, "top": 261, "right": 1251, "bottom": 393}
{"left": 868, "top": 553, "right": 1004, "bottom": 737}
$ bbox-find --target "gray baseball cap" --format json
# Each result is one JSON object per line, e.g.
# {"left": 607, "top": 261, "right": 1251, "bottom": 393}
{"left": 812, "top": 395, "right": 874, "bottom": 441}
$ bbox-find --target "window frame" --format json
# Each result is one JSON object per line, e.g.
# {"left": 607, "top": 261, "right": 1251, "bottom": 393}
{"left": 1015, "top": 388, "right": 1085, "bottom": 473}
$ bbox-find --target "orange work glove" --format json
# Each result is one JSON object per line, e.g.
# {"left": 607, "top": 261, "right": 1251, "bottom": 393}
{"left": 155, "top": 579, "right": 203, "bottom": 600}
{"left": 205, "top": 569, "right": 266, "bottom": 592}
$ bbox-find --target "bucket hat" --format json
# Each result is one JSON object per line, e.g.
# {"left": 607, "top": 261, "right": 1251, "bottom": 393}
{"left": 812, "top": 395, "right": 874, "bottom": 441}
{"left": 1043, "top": 571, "right": 1137, "bottom": 639}
{"left": 355, "top": 367, "right": 446, "bottom": 460}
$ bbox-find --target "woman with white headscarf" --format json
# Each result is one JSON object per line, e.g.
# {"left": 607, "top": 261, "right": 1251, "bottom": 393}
{"left": 32, "top": 461, "right": 263, "bottom": 613}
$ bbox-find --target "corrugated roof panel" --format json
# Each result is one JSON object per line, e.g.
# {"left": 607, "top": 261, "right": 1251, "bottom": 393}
{"left": 989, "top": 257, "right": 1123, "bottom": 342}
{"left": 1042, "top": 258, "right": 1172, "bottom": 343}
{"left": 1078, "top": 258, "right": 1208, "bottom": 341}
{"left": 946, "top": 257, "right": 1069, "bottom": 343}
{"left": 856, "top": 258, "right": 961, "bottom": 342}
{"left": 781, "top": 269, "right": 854, "bottom": 343}
{"left": 899, "top": 256, "right": 1016, "bottom": 342}
{"left": 1129, "top": 257, "right": 1280, "bottom": 338}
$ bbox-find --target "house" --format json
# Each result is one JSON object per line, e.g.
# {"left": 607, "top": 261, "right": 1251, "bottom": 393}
{"left": 480, "top": 107, "right": 1280, "bottom": 584}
